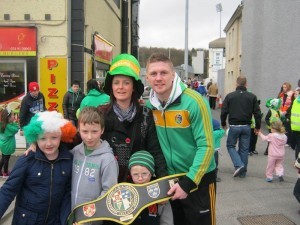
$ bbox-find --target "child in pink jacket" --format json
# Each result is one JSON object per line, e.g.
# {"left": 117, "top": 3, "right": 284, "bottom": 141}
{"left": 258, "top": 120, "right": 287, "bottom": 182}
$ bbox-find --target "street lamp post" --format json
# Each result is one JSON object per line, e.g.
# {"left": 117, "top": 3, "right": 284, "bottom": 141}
{"left": 184, "top": 0, "right": 189, "bottom": 81}
{"left": 216, "top": 3, "right": 223, "bottom": 38}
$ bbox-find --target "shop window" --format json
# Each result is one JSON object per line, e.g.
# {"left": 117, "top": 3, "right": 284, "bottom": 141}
{"left": 0, "top": 60, "right": 26, "bottom": 104}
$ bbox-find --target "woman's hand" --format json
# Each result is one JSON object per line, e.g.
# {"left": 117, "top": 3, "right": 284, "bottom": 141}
{"left": 24, "top": 143, "right": 37, "bottom": 156}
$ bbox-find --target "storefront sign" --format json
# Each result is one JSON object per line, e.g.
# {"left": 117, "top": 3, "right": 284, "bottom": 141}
{"left": 40, "top": 58, "right": 67, "bottom": 112}
{"left": 94, "top": 34, "right": 114, "bottom": 64}
{"left": 212, "top": 50, "right": 223, "bottom": 72}
{"left": 0, "top": 27, "right": 37, "bottom": 56}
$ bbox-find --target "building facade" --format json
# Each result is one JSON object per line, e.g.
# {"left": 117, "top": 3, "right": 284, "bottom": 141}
{"left": 223, "top": 4, "right": 242, "bottom": 95}
{"left": 0, "top": 0, "right": 139, "bottom": 112}
{"left": 224, "top": 0, "right": 300, "bottom": 114}
{"left": 242, "top": 0, "right": 300, "bottom": 114}
{"left": 208, "top": 38, "right": 225, "bottom": 83}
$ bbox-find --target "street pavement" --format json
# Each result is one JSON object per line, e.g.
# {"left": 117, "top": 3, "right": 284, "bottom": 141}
{"left": 0, "top": 107, "right": 299, "bottom": 225}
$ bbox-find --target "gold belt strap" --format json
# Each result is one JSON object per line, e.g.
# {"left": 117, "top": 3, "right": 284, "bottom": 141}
{"left": 67, "top": 173, "right": 185, "bottom": 225}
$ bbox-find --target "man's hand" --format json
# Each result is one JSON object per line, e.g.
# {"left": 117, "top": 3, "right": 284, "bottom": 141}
{"left": 167, "top": 183, "right": 188, "bottom": 200}
{"left": 254, "top": 128, "right": 260, "bottom": 135}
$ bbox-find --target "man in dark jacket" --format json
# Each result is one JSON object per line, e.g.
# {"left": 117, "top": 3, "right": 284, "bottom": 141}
{"left": 221, "top": 76, "right": 261, "bottom": 178}
{"left": 19, "top": 82, "right": 46, "bottom": 145}
{"left": 62, "top": 80, "right": 85, "bottom": 126}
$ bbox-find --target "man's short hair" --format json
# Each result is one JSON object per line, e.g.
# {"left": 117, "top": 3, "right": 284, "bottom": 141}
{"left": 237, "top": 76, "right": 247, "bottom": 86}
{"left": 146, "top": 53, "right": 174, "bottom": 71}
{"left": 72, "top": 80, "right": 80, "bottom": 86}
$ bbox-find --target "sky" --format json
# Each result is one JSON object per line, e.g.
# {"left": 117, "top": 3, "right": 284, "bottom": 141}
{"left": 139, "top": 0, "right": 242, "bottom": 49}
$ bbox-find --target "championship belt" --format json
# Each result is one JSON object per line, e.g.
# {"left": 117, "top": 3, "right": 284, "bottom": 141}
{"left": 67, "top": 173, "right": 185, "bottom": 225}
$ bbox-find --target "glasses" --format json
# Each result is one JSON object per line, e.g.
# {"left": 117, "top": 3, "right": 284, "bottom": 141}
{"left": 131, "top": 172, "right": 151, "bottom": 179}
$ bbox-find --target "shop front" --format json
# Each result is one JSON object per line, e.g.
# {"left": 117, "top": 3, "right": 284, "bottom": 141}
{"left": 0, "top": 26, "right": 37, "bottom": 114}
{"left": 93, "top": 34, "right": 114, "bottom": 88}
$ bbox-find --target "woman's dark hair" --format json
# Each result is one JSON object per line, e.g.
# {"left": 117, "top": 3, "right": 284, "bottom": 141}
{"left": 87, "top": 79, "right": 102, "bottom": 93}
{"left": 109, "top": 77, "right": 140, "bottom": 107}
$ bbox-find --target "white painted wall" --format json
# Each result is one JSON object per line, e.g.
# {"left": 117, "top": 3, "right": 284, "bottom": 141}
{"left": 192, "top": 50, "right": 204, "bottom": 74}
{"left": 208, "top": 48, "right": 225, "bottom": 82}
{"left": 242, "top": 0, "right": 300, "bottom": 115}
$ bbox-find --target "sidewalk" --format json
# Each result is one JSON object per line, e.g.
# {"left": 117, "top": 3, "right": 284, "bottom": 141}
{"left": 211, "top": 107, "right": 299, "bottom": 225}
{"left": 0, "top": 148, "right": 24, "bottom": 224}
{"left": 0, "top": 108, "right": 299, "bottom": 224}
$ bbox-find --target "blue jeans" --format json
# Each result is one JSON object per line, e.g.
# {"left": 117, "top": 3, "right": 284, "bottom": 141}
{"left": 226, "top": 125, "right": 251, "bottom": 173}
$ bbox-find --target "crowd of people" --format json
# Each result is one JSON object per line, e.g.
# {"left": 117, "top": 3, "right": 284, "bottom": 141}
{"left": 0, "top": 52, "right": 299, "bottom": 225}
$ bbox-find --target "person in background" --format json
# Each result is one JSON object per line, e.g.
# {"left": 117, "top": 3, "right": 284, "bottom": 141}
{"left": 192, "top": 78, "right": 199, "bottom": 90}
{"left": 289, "top": 88, "right": 300, "bottom": 159}
{"left": 146, "top": 53, "right": 216, "bottom": 225}
{"left": 19, "top": 82, "right": 46, "bottom": 146}
{"left": 0, "top": 106, "right": 19, "bottom": 177}
{"left": 296, "top": 78, "right": 300, "bottom": 91}
{"left": 278, "top": 82, "right": 295, "bottom": 149}
{"left": 196, "top": 81, "right": 207, "bottom": 96}
{"left": 208, "top": 82, "right": 218, "bottom": 110}
{"left": 221, "top": 75, "right": 261, "bottom": 179}
{"left": 258, "top": 120, "right": 287, "bottom": 182}
{"left": 80, "top": 79, "right": 110, "bottom": 110}
{"left": 128, "top": 151, "right": 173, "bottom": 225}
{"left": 212, "top": 119, "right": 225, "bottom": 182}
{"left": 264, "top": 98, "right": 282, "bottom": 155}
{"left": 0, "top": 111, "right": 77, "bottom": 224}
{"left": 71, "top": 107, "right": 118, "bottom": 215}
{"left": 294, "top": 152, "right": 300, "bottom": 205}
{"left": 206, "top": 78, "right": 213, "bottom": 91}
{"left": 142, "top": 86, "right": 151, "bottom": 99}
{"left": 99, "top": 53, "right": 168, "bottom": 183}
{"left": 249, "top": 100, "right": 262, "bottom": 155}
{"left": 62, "top": 80, "right": 85, "bottom": 127}
{"left": 187, "top": 77, "right": 192, "bottom": 88}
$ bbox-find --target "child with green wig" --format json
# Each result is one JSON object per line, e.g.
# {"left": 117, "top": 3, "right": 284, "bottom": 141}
{"left": 0, "top": 111, "right": 77, "bottom": 224}
{"left": 264, "top": 98, "right": 282, "bottom": 155}
{"left": 0, "top": 106, "right": 19, "bottom": 178}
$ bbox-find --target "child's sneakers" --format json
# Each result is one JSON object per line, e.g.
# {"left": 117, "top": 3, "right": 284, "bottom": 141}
{"left": 278, "top": 176, "right": 284, "bottom": 182}
{"left": 2, "top": 171, "right": 10, "bottom": 178}
{"left": 266, "top": 178, "right": 273, "bottom": 182}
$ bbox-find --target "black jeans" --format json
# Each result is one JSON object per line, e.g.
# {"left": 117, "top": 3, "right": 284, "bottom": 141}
{"left": 285, "top": 120, "right": 296, "bottom": 149}
{"left": 171, "top": 170, "right": 216, "bottom": 225}
{"left": 0, "top": 154, "right": 11, "bottom": 173}
{"left": 214, "top": 151, "right": 219, "bottom": 177}
{"left": 294, "top": 178, "right": 300, "bottom": 204}
{"left": 209, "top": 96, "right": 217, "bottom": 109}
{"left": 249, "top": 128, "right": 258, "bottom": 152}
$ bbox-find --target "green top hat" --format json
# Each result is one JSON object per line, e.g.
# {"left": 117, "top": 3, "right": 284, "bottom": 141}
{"left": 103, "top": 53, "right": 144, "bottom": 98}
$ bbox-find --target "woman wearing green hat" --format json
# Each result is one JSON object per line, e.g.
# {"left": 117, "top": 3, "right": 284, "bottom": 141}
{"left": 99, "top": 53, "right": 168, "bottom": 183}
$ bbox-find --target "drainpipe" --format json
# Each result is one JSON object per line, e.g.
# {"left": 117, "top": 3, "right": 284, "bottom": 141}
{"left": 67, "top": 0, "right": 71, "bottom": 86}
{"left": 121, "top": 0, "right": 128, "bottom": 53}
